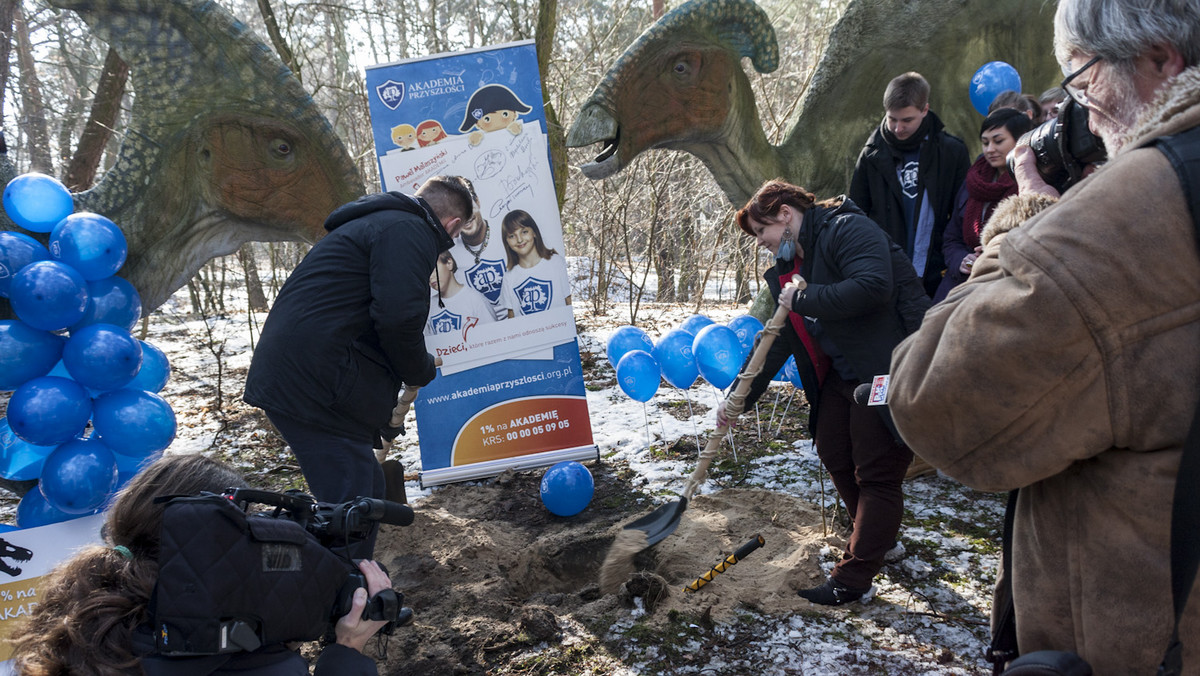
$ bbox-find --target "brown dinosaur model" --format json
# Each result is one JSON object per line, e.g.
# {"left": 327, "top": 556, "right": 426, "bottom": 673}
{"left": 2, "top": 0, "right": 364, "bottom": 312}
{"left": 567, "top": 0, "right": 1059, "bottom": 205}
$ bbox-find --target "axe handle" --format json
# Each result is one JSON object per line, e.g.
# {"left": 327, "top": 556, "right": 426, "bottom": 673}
{"left": 682, "top": 285, "right": 801, "bottom": 500}
{"left": 377, "top": 357, "right": 443, "bottom": 463}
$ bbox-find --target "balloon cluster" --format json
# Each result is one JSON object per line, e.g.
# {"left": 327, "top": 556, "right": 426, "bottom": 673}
{"left": 1, "top": 173, "right": 176, "bottom": 528}
{"left": 607, "top": 312, "right": 801, "bottom": 403}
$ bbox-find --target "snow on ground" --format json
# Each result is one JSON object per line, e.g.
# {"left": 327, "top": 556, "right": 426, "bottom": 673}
{"left": 1, "top": 256, "right": 1004, "bottom": 674}
{"left": 129, "top": 262, "right": 1006, "bottom": 675}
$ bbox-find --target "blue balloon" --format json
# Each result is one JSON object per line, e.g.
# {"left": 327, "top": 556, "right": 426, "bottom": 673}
{"left": 39, "top": 438, "right": 119, "bottom": 515}
{"left": 93, "top": 389, "right": 177, "bottom": 456}
{"left": 680, "top": 314, "right": 715, "bottom": 336}
{"left": 127, "top": 341, "right": 170, "bottom": 393}
{"left": 727, "top": 314, "right": 764, "bottom": 360}
{"left": 16, "top": 483, "right": 87, "bottom": 528}
{"left": 606, "top": 325, "right": 653, "bottom": 367}
{"left": 115, "top": 449, "right": 162, "bottom": 489}
{"left": 970, "top": 61, "right": 1022, "bottom": 115}
{"left": 784, "top": 356, "right": 803, "bottom": 389}
{"left": 0, "top": 231, "right": 51, "bottom": 297}
{"left": 49, "top": 212, "right": 128, "bottom": 280}
{"left": 652, "top": 328, "right": 698, "bottom": 389}
{"left": 616, "top": 349, "right": 660, "bottom": 402}
{"left": 0, "top": 417, "right": 56, "bottom": 481}
{"left": 63, "top": 323, "right": 143, "bottom": 392}
{"left": 71, "top": 276, "right": 142, "bottom": 332}
{"left": 3, "top": 173, "right": 74, "bottom": 233}
{"left": 539, "top": 460, "right": 594, "bottom": 517}
{"left": 0, "top": 320, "right": 65, "bottom": 391}
{"left": 9, "top": 260, "right": 89, "bottom": 331}
{"left": 692, "top": 324, "right": 742, "bottom": 390}
{"left": 7, "top": 376, "right": 93, "bottom": 446}
{"left": 774, "top": 355, "right": 796, "bottom": 382}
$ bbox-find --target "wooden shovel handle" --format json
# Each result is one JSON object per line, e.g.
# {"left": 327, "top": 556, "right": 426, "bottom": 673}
{"left": 682, "top": 283, "right": 802, "bottom": 500}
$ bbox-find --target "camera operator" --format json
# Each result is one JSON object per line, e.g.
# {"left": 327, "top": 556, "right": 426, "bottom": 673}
{"left": 887, "top": 0, "right": 1200, "bottom": 672}
{"left": 9, "top": 454, "right": 393, "bottom": 676}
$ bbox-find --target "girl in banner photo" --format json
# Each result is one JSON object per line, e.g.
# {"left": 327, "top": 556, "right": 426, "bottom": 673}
{"left": 426, "top": 249, "right": 499, "bottom": 336}
{"left": 498, "top": 209, "right": 572, "bottom": 318}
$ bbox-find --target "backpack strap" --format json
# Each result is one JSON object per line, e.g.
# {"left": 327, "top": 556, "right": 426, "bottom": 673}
{"left": 1149, "top": 124, "right": 1200, "bottom": 676}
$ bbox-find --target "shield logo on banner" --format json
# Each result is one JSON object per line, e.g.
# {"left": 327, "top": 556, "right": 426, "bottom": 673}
{"left": 466, "top": 259, "right": 505, "bottom": 304}
{"left": 429, "top": 309, "right": 462, "bottom": 334}
{"left": 376, "top": 80, "right": 406, "bottom": 110}
{"left": 515, "top": 277, "right": 553, "bottom": 314}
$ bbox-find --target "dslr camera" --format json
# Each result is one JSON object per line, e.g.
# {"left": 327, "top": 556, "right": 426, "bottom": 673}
{"left": 1008, "top": 97, "right": 1107, "bottom": 193}
{"left": 147, "top": 487, "right": 414, "bottom": 657}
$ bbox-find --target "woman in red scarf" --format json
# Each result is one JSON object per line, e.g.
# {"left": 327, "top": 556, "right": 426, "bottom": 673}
{"left": 933, "top": 108, "right": 1033, "bottom": 302}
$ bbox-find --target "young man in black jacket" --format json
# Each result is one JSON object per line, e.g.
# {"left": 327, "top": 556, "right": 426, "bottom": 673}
{"left": 849, "top": 72, "right": 969, "bottom": 298}
{"left": 244, "top": 175, "right": 474, "bottom": 557}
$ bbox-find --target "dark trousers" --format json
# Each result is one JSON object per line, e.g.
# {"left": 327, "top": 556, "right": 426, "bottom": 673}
{"left": 814, "top": 372, "right": 913, "bottom": 589}
{"left": 266, "top": 410, "right": 385, "bottom": 559}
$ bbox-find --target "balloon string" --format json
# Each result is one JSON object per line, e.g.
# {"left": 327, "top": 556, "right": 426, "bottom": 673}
{"left": 685, "top": 390, "right": 702, "bottom": 456}
{"left": 642, "top": 401, "right": 652, "bottom": 452}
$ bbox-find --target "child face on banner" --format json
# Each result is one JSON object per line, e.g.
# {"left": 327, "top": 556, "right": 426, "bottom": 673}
{"left": 505, "top": 224, "right": 536, "bottom": 263}
{"left": 479, "top": 110, "right": 518, "bottom": 132}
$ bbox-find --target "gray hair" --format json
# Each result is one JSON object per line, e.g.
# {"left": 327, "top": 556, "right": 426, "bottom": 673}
{"left": 1054, "top": 0, "right": 1200, "bottom": 70}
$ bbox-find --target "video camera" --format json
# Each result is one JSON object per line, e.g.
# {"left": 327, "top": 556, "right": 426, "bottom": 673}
{"left": 1008, "top": 97, "right": 1107, "bottom": 193}
{"left": 147, "top": 488, "right": 415, "bottom": 657}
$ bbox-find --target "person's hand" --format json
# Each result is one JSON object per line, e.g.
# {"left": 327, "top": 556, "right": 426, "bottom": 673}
{"left": 778, "top": 279, "right": 805, "bottom": 310}
{"left": 1011, "top": 145, "right": 1061, "bottom": 198}
{"left": 716, "top": 402, "right": 735, "bottom": 429}
{"left": 334, "top": 560, "right": 393, "bottom": 653}
{"left": 960, "top": 246, "right": 983, "bottom": 275}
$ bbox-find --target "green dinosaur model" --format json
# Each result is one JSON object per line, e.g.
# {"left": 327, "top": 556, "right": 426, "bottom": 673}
{"left": 2, "top": 0, "right": 364, "bottom": 312}
{"left": 567, "top": 0, "right": 1059, "bottom": 205}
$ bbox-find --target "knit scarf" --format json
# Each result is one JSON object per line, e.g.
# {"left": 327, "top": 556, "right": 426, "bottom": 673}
{"left": 879, "top": 112, "right": 934, "bottom": 153}
{"left": 961, "top": 155, "right": 1017, "bottom": 250}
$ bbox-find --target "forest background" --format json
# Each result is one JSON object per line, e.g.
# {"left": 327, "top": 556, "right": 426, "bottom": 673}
{"left": 0, "top": 0, "right": 852, "bottom": 318}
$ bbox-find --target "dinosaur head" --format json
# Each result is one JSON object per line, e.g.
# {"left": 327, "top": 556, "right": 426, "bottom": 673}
{"left": 567, "top": 0, "right": 778, "bottom": 180}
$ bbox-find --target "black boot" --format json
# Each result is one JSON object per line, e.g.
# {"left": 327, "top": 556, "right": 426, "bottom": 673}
{"left": 797, "top": 577, "right": 871, "bottom": 606}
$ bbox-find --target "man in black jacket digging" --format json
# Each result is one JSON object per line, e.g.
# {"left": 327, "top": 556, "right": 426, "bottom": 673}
{"left": 244, "top": 175, "right": 474, "bottom": 557}
{"left": 849, "top": 72, "right": 969, "bottom": 299}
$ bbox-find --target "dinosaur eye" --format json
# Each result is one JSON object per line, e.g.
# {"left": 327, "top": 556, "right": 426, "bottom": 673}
{"left": 673, "top": 61, "right": 689, "bottom": 75}
{"left": 269, "top": 138, "right": 293, "bottom": 159}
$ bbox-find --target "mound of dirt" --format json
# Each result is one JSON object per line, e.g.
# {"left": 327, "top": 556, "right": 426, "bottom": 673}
{"left": 370, "top": 463, "right": 833, "bottom": 674}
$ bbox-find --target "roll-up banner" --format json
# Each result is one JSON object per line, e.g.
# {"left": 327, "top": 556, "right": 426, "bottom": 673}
{"left": 365, "top": 40, "right": 597, "bottom": 487}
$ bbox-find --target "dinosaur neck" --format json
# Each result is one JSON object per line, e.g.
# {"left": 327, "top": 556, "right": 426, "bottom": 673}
{"left": 680, "top": 72, "right": 782, "bottom": 207}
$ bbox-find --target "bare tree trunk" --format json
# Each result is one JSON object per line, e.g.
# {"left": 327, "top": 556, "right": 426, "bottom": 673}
{"left": 14, "top": 5, "right": 52, "bottom": 172}
{"left": 535, "top": 0, "right": 567, "bottom": 207}
{"left": 257, "top": 0, "right": 300, "bottom": 82}
{"left": 63, "top": 47, "right": 128, "bottom": 191}
{"left": 238, "top": 245, "right": 269, "bottom": 312}
{"left": 0, "top": 0, "right": 16, "bottom": 123}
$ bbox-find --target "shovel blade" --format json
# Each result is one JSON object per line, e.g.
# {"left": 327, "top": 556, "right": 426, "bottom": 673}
{"left": 624, "top": 497, "right": 688, "bottom": 546}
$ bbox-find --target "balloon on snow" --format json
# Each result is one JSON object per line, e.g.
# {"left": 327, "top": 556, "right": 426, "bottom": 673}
{"left": 0, "top": 417, "right": 56, "bottom": 481}
{"left": 9, "top": 260, "right": 89, "bottom": 331}
{"left": 970, "top": 61, "right": 1021, "bottom": 115}
{"left": 616, "top": 349, "right": 660, "bottom": 402}
{"left": 606, "top": 325, "right": 653, "bottom": 368}
{"left": 49, "top": 212, "right": 128, "bottom": 280}
{"left": 127, "top": 340, "right": 171, "bottom": 393}
{"left": 2, "top": 172, "right": 74, "bottom": 233}
{"left": 0, "top": 231, "right": 51, "bottom": 297}
{"left": 71, "top": 276, "right": 142, "bottom": 332}
{"left": 6, "top": 376, "right": 93, "bottom": 446}
{"left": 540, "top": 460, "right": 594, "bottom": 517}
{"left": 39, "top": 438, "right": 119, "bottom": 515}
{"left": 726, "top": 314, "right": 764, "bottom": 361}
{"left": 0, "top": 320, "right": 65, "bottom": 391}
{"left": 92, "top": 389, "right": 177, "bottom": 457}
{"left": 692, "top": 324, "right": 741, "bottom": 390}
{"left": 680, "top": 314, "right": 715, "bottom": 336}
{"left": 63, "top": 323, "right": 143, "bottom": 392}
{"left": 652, "top": 328, "right": 698, "bottom": 389}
